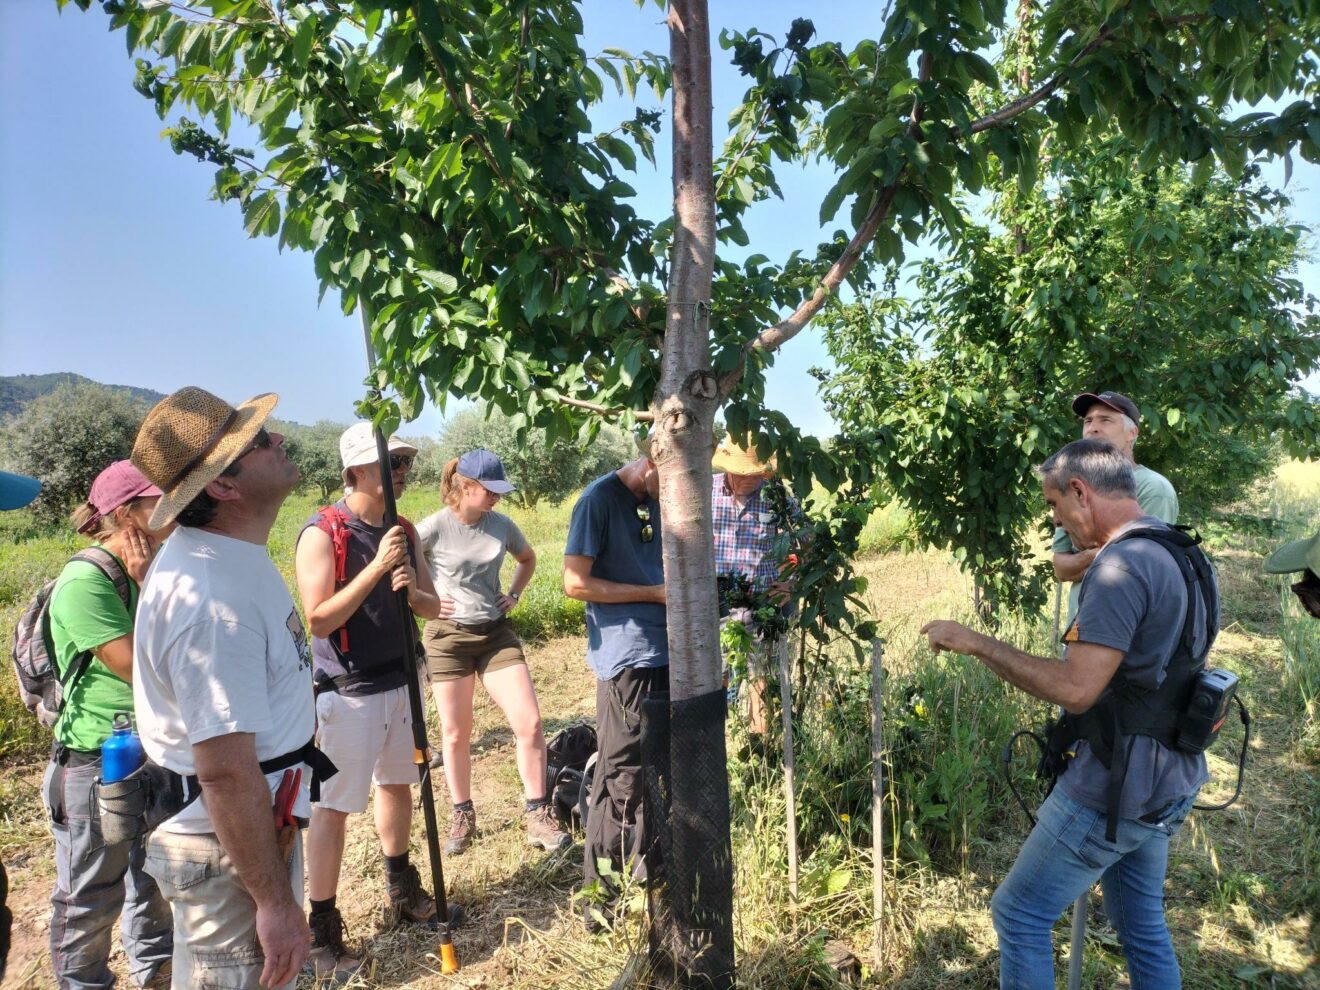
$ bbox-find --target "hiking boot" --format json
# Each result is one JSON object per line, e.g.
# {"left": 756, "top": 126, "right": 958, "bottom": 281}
{"left": 526, "top": 804, "right": 572, "bottom": 851}
{"left": 383, "top": 863, "right": 437, "bottom": 928}
{"left": 444, "top": 804, "right": 477, "bottom": 856}
{"left": 306, "top": 908, "right": 363, "bottom": 985}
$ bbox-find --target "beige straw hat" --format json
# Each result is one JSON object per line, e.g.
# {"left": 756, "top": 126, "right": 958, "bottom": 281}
{"left": 131, "top": 386, "right": 278, "bottom": 530}
{"left": 712, "top": 437, "right": 775, "bottom": 475}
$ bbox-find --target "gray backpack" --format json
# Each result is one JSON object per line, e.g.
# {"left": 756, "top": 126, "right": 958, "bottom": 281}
{"left": 10, "top": 547, "right": 130, "bottom": 728}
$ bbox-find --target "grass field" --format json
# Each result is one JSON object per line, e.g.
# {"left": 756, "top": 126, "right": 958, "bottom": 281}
{"left": 1, "top": 470, "right": 1317, "bottom": 988}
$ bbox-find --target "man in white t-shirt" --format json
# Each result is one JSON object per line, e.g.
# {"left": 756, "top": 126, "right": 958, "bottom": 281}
{"left": 131, "top": 387, "right": 317, "bottom": 990}
{"left": 1052, "top": 391, "right": 1178, "bottom": 625}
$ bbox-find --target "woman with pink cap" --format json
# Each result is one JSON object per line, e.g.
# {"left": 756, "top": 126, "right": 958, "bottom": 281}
{"left": 42, "top": 460, "right": 175, "bottom": 989}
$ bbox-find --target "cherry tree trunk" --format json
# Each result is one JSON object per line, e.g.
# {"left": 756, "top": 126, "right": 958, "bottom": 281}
{"left": 646, "top": 1, "right": 735, "bottom": 986}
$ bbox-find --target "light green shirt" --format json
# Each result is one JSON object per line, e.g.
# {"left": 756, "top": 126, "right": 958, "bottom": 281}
{"left": 47, "top": 549, "right": 138, "bottom": 752}
{"left": 1052, "top": 465, "right": 1179, "bottom": 625}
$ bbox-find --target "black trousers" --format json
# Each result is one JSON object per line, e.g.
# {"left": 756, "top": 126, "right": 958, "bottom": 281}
{"left": 583, "top": 665, "right": 669, "bottom": 896}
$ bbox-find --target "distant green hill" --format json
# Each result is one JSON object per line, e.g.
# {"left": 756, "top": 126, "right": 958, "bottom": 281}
{"left": 0, "top": 373, "right": 168, "bottom": 419}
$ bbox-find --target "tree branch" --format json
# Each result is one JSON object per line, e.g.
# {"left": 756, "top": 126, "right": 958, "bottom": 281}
{"left": 967, "top": 26, "right": 1113, "bottom": 134}
{"left": 533, "top": 388, "right": 654, "bottom": 421}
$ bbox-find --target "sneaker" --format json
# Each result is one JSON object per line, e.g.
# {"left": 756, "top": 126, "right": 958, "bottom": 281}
{"left": 383, "top": 863, "right": 437, "bottom": 928}
{"left": 444, "top": 805, "right": 477, "bottom": 856}
{"left": 306, "top": 908, "right": 363, "bottom": 985}
{"left": 526, "top": 804, "right": 572, "bottom": 851}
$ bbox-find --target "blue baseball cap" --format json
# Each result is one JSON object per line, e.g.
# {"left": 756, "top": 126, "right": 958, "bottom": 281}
{"left": 0, "top": 470, "right": 41, "bottom": 510}
{"left": 457, "top": 449, "right": 516, "bottom": 494}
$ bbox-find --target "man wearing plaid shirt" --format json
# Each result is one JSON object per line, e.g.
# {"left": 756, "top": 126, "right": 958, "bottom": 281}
{"left": 712, "top": 438, "right": 799, "bottom": 737}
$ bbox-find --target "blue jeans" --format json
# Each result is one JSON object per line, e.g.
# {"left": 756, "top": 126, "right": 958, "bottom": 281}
{"left": 43, "top": 757, "right": 173, "bottom": 990}
{"left": 991, "top": 786, "right": 1197, "bottom": 990}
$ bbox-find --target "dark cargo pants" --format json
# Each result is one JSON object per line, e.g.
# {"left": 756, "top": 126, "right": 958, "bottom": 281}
{"left": 583, "top": 665, "right": 669, "bottom": 899}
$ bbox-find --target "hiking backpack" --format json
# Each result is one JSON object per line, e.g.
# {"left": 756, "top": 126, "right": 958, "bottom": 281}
{"left": 11, "top": 547, "right": 131, "bottom": 728}
{"left": 545, "top": 721, "right": 597, "bottom": 828}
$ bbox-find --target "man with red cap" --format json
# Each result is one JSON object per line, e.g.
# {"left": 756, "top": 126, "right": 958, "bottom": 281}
{"left": 1052, "top": 391, "right": 1178, "bottom": 624}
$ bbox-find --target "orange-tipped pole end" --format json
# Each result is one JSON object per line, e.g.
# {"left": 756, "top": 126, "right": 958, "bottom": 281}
{"left": 439, "top": 939, "right": 459, "bottom": 974}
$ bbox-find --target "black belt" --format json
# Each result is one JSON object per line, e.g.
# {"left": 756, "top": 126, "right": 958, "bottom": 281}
{"left": 52, "top": 743, "right": 100, "bottom": 768}
{"left": 449, "top": 616, "right": 507, "bottom": 635}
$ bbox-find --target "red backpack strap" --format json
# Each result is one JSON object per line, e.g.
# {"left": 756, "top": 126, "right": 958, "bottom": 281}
{"left": 314, "top": 506, "right": 353, "bottom": 652}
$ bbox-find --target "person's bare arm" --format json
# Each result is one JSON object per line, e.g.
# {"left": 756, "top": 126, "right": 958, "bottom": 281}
{"left": 499, "top": 544, "right": 537, "bottom": 613}
{"left": 295, "top": 526, "right": 407, "bottom": 638}
{"left": 563, "top": 554, "right": 665, "bottom": 605}
{"left": 192, "top": 732, "right": 309, "bottom": 988}
{"left": 396, "top": 527, "right": 446, "bottom": 620}
{"left": 1052, "top": 547, "right": 1099, "bottom": 583}
{"left": 89, "top": 633, "right": 134, "bottom": 682}
{"left": 920, "top": 620, "right": 1123, "bottom": 713}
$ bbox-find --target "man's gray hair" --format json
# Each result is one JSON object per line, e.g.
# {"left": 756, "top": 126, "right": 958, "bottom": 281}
{"left": 1038, "top": 439, "right": 1137, "bottom": 498}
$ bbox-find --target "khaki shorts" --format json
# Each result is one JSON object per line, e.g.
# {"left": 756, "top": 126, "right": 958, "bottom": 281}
{"left": 314, "top": 686, "right": 418, "bottom": 813}
{"left": 424, "top": 617, "right": 526, "bottom": 682}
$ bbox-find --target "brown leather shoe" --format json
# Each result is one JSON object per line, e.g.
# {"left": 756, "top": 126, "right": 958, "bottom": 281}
{"left": 526, "top": 804, "right": 572, "bottom": 851}
{"left": 383, "top": 863, "right": 437, "bottom": 928}
{"left": 306, "top": 907, "right": 363, "bottom": 985}
{"left": 444, "top": 804, "right": 477, "bottom": 856}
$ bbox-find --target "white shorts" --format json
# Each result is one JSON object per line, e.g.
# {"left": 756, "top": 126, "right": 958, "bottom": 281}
{"left": 314, "top": 685, "right": 418, "bottom": 813}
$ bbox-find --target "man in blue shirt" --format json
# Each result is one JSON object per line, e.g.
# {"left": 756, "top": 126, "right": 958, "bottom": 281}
{"left": 922, "top": 439, "right": 1216, "bottom": 990}
{"left": 563, "top": 439, "right": 667, "bottom": 915}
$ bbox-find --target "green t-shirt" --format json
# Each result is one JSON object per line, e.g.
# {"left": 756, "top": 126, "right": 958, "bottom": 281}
{"left": 47, "top": 549, "right": 138, "bottom": 752}
{"left": 1051, "top": 464, "right": 1179, "bottom": 625}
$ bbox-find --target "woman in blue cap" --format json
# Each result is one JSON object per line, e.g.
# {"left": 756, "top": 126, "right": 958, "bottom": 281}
{"left": 415, "top": 449, "right": 570, "bottom": 855}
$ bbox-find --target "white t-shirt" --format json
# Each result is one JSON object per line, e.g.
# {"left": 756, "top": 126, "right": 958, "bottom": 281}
{"left": 415, "top": 508, "right": 528, "bottom": 623}
{"left": 133, "top": 526, "right": 316, "bottom": 833}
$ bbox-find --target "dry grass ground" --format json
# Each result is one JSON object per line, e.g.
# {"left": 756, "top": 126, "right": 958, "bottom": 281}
{"left": 3, "top": 481, "right": 1318, "bottom": 988}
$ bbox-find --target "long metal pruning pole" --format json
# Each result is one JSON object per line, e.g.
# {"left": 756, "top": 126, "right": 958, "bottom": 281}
{"left": 359, "top": 306, "right": 458, "bottom": 974}
{"left": 778, "top": 632, "right": 799, "bottom": 907}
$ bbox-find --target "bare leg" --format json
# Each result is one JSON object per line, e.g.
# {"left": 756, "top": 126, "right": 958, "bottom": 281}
{"left": 375, "top": 784, "right": 413, "bottom": 857}
{"left": 305, "top": 808, "right": 349, "bottom": 901}
{"left": 480, "top": 663, "right": 547, "bottom": 800}
{"left": 430, "top": 677, "right": 476, "bottom": 804}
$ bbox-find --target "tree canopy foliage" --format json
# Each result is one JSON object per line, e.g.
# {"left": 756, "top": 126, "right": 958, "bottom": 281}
{"left": 2, "top": 383, "right": 147, "bottom": 525}
{"left": 821, "top": 144, "right": 1320, "bottom": 610}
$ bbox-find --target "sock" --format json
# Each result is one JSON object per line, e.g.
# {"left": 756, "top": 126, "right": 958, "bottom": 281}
{"left": 384, "top": 851, "right": 409, "bottom": 874}
{"left": 310, "top": 896, "right": 336, "bottom": 917}
{"left": 453, "top": 799, "right": 474, "bottom": 812}
{"left": 526, "top": 796, "right": 550, "bottom": 812}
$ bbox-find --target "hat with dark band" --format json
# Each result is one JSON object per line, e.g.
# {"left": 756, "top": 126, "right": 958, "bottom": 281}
{"left": 132, "top": 386, "right": 278, "bottom": 530}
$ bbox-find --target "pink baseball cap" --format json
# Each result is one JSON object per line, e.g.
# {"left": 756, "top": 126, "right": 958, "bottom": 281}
{"left": 78, "top": 460, "right": 163, "bottom": 534}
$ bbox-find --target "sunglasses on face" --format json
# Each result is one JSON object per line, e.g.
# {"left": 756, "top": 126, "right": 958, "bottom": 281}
{"left": 636, "top": 504, "right": 654, "bottom": 543}
{"left": 390, "top": 453, "right": 415, "bottom": 472}
{"left": 1292, "top": 570, "right": 1320, "bottom": 619}
{"left": 238, "top": 428, "right": 272, "bottom": 460}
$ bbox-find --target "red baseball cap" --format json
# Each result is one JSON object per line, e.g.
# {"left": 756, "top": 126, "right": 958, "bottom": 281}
{"left": 1071, "top": 391, "right": 1141, "bottom": 423}
{"left": 78, "top": 460, "right": 163, "bottom": 534}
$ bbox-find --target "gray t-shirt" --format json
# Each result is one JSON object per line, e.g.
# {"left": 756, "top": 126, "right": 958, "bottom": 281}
{"left": 1058, "top": 516, "right": 1214, "bottom": 819}
{"left": 415, "top": 508, "right": 528, "bottom": 623}
{"left": 1052, "top": 464, "right": 1179, "bottom": 623}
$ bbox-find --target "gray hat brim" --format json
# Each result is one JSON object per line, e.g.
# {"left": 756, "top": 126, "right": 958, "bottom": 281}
{"left": 1264, "top": 532, "right": 1320, "bottom": 574}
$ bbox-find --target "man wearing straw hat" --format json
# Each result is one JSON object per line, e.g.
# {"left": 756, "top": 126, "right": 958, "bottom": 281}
{"left": 130, "top": 387, "right": 318, "bottom": 990}
{"left": 711, "top": 436, "right": 799, "bottom": 740}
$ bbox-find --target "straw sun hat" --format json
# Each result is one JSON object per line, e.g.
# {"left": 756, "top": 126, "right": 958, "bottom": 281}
{"left": 712, "top": 437, "right": 775, "bottom": 475}
{"left": 132, "top": 386, "right": 278, "bottom": 530}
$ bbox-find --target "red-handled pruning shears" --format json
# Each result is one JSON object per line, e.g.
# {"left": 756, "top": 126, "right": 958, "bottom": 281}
{"left": 273, "top": 768, "right": 302, "bottom": 862}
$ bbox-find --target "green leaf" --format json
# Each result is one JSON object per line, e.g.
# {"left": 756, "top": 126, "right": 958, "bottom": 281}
{"left": 417, "top": 269, "right": 458, "bottom": 294}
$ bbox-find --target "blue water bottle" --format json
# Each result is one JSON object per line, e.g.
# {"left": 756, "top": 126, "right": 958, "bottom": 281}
{"left": 102, "top": 712, "right": 145, "bottom": 783}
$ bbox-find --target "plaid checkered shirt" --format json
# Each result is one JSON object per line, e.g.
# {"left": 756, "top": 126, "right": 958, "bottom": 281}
{"left": 711, "top": 474, "right": 799, "bottom": 593}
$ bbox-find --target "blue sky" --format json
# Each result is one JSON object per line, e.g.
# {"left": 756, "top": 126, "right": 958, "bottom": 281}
{"left": 2, "top": 0, "right": 1315, "bottom": 439}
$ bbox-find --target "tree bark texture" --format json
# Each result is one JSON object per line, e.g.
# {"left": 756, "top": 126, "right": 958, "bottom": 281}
{"left": 648, "top": 1, "right": 735, "bottom": 987}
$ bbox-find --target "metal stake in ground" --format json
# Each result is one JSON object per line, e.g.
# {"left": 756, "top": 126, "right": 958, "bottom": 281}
{"left": 778, "top": 632, "right": 799, "bottom": 906}
{"left": 358, "top": 306, "right": 459, "bottom": 974}
{"left": 1056, "top": 581, "right": 1085, "bottom": 990}
{"left": 870, "top": 638, "right": 885, "bottom": 972}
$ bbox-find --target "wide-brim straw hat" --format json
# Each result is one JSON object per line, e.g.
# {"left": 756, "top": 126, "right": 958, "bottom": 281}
{"left": 712, "top": 437, "right": 775, "bottom": 475}
{"left": 132, "top": 386, "right": 278, "bottom": 530}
